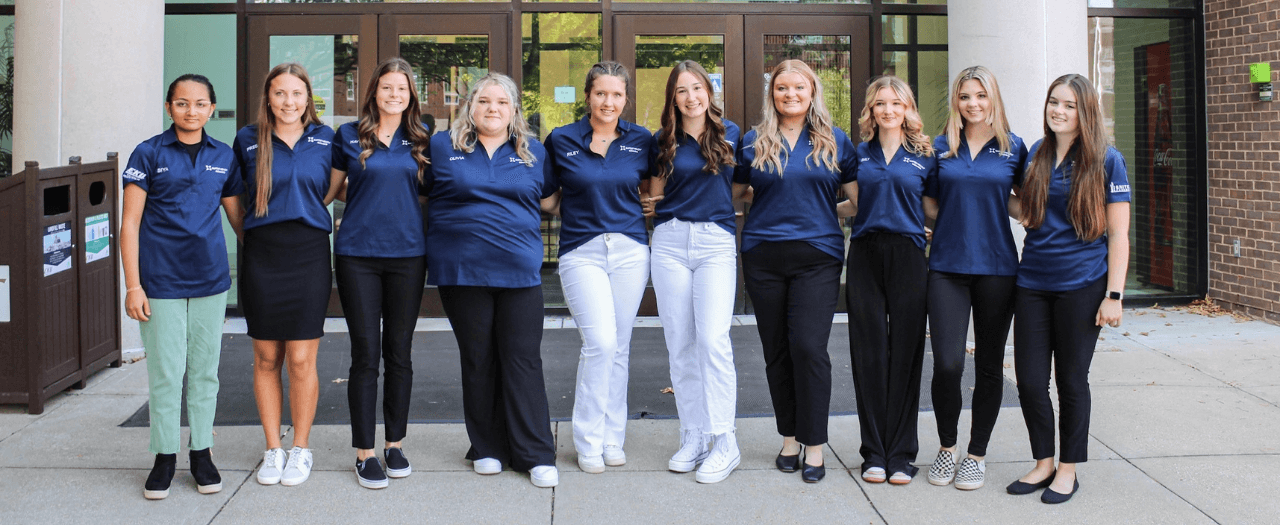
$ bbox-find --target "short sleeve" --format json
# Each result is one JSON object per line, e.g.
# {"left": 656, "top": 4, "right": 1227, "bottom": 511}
{"left": 732, "top": 134, "right": 753, "bottom": 184}
{"left": 1105, "top": 148, "right": 1131, "bottom": 204}
{"left": 923, "top": 158, "right": 939, "bottom": 198}
{"left": 1012, "top": 137, "right": 1028, "bottom": 187}
{"left": 543, "top": 131, "right": 562, "bottom": 194}
{"left": 331, "top": 126, "right": 349, "bottom": 172}
{"left": 122, "top": 142, "right": 154, "bottom": 193}
{"left": 540, "top": 146, "right": 556, "bottom": 199}
{"left": 837, "top": 132, "right": 858, "bottom": 184}
{"left": 221, "top": 160, "right": 244, "bottom": 198}
{"left": 644, "top": 131, "right": 660, "bottom": 180}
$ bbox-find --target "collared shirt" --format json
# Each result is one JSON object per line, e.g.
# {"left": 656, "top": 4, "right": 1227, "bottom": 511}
{"left": 849, "top": 138, "right": 938, "bottom": 251}
{"left": 1018, "top": 142, "right": 1131, "bottom": 291}
{"left": 424, "top": 132, "right": 555, "bottom": 288}
{"left": 734, "top": 126, "right": 858, "bottom": 262}
{"left": 331, "top": 122, "right": 427, "bottom": 258}
{"left": 926, "top": 133, "right": 1027, "bottom": 275}
{"left": 233, "top": 123, "right": 335, "bottom": 232}
{"left": 545, "top": 116, "right": 653, "bottom": 255}
{"left": 648, "top": 120, "right": 740, "bottom": 235}
{"left": 122, "top": 126, "right": 243, "bottom": 299}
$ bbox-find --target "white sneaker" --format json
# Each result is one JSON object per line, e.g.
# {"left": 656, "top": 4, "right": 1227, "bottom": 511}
{"left": 602, "top": 445, "right": 626, "bottom": 467}
{"left": 695, "top": 432, "right": 741, "bottom": 484}
{"left": 669, "top": 430, "right": 711, "bottom": 473}
{"left": 256, "top": 448, "right": 286, "bottom": 485}
{"left": 473, "top": 457, "right": 502, "bottom": 475}
{"left": 530, "top": 465, "right": 559, "bottom": 488}
{"left": 578, "top": 454, "right": 605, "bottom": 474}
{"left": 280, "top": 447, "right": 313, "bottom": 486}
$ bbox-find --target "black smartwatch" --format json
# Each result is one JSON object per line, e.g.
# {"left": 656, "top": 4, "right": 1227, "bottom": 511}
{"left": 1107, "top": 290, "right": 1123, "bottom": 301}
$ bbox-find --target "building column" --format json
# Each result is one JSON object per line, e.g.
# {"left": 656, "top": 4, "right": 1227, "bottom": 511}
{"left": 15, "top": 0, "right": 165, "bottom": 351}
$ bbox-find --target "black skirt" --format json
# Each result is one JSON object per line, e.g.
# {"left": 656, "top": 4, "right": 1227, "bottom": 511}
{"left": 241, "top": 220, "right": 331, "bottom": 340}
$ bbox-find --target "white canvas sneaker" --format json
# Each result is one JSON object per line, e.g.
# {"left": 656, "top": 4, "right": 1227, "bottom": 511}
{"left": 669, "top": 430, "right": 711, "bottom": 473}
{"left": 602, "top": 445, "right": 626, "bottom": 467}
{"left": 280, "top": 447, "right": 313, "bottom": 486}
{"left": 256, "top": 448, "right": 286, "bottom": 485}
{"left": 695, "top": 432, "right": 741, "bottom": 484}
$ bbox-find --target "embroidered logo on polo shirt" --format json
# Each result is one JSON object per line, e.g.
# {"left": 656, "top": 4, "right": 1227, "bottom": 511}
{"left": 619, "top": 145, "right": 643, "bottom": 154}
{"left": 988, "top": 147, "right": 1013, "bottom": 159}
{"left": 567, "top": 150, "right": 581, "bottom": 157}
{"left": 1110, "top": 182, "right": 1130, "bottom": 193}
{"left": 205, "top": 165, "right": 229, "bottom": 174}
{"left": 510, "top": 157, "right": 533, "bottom": 166}
{"left": 307, "top": 137, "right": 331, "bottom": 147}
{"left": 903, "top": 158, "right": 926, "bottom": 171}
{"left": 124, "top": 168, "right": 146, "bottom": 181}
{"left": 401, "top": 140, "right": 412, "bottom": 146}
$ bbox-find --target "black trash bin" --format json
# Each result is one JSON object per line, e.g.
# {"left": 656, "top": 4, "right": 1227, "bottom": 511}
{"left": 0, "top": 154, "right": 122, "bottom": 414}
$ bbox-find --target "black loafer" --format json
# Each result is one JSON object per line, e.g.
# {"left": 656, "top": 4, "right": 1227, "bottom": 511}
{"left": 1006, "top": 470, "right": 1056, "bottom": 495}
{"left": 775, "top": 450, "right": 801, "bottom": 473}
{"left": 1041, "top": 479, "right": 1079, "bottom": 504}
{"left": 800, "top": 451, "right": 825, "bottom": 483}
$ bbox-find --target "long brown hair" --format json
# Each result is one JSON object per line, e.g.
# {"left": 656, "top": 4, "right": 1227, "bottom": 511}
{"left": 942, "top": 66, "right": 1012, "bottom": 159}
{"left": 655, "top": 61, "right": 735, "bottom": 179}
{"left": 356, "top": 57, "right": 430, "bottom": 180}
{"left": 751, "top": 59, "right": 839, "bottom": 176}
{"left": 857, "top": 75, "right": 933, "bottom": 157}
{"left": 1021, "top": 74, "right": 1109, "bottom": 242}
{"left": 254, "top": 63, "right": 321, "bottom": 218}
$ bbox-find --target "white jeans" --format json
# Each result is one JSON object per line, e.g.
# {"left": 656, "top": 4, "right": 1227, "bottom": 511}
{"left": 650, "top": 219, "right": 738, "bottom": 436}
{"left": 559, "top": 233, "right": 650, "bottom": 456}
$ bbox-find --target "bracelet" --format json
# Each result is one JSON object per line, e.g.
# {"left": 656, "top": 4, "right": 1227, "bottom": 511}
{"left": 127, "top": 286, "right": 142, "bottom": 293}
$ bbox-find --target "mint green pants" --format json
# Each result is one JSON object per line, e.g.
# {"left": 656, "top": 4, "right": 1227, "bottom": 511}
{"left": 140, "top": 292, "right": 227, "bottom": 454}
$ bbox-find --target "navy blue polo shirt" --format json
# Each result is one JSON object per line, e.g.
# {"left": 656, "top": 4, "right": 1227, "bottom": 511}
{"left": 545, "top": 116, "right": 653, "bottom": 255}
{"left": 848, "top": 138, "right": 937, "bottom": 251}
{"left": 331, "top": 122, "right": 427, "bottom": 258}
{"left": 122, "top": 126, "right": 243, "bottom": 299}
{"left": 648, "top": 120, "right": 740, "bottom": 235}
{"left": 424, "top": 133, "right": 555, "bottom": 288}
{"left": 926, "top": 133, "right": 1027, "bottom": 275}
{"left": 233, "top": 123, "right": 335, "bottom": 232}
{"left": 1017, "top": 142, "right": 1131, "bottom": 292}
{"left": 733, "top": 126, "right": 858, "bottom": 261}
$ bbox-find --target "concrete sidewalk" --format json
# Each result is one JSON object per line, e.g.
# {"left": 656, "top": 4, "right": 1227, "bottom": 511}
{"left": 1, "top": 306, "right": 1277, "bottom": 524}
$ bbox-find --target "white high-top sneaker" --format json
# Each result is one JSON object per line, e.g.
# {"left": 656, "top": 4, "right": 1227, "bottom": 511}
{"left": 695, "top": 432, "right": 741, "bottom": 484}
{"left": 668, "top": 430, "right": 711, "bottom": 473}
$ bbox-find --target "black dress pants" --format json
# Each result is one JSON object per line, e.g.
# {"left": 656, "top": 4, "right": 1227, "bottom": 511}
{"left": 741, "top": 241, "right": 841, "bottom": 446}
{"left": 1014, "top": 276, "right": 1107, "bottom": 464}
{"left": 927, "top": 271, "right": 1016, "bottom": 457}
{"left": 336, "top": 255, "right": 426, "bottom": 450}
{"left": 845, "top": 233, "right": 928, "bottom": 475}
{"left": 440, "top": 285, "right": 556, "bottom": 470}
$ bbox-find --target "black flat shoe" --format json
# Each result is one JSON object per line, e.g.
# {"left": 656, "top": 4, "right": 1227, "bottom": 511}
{"left": 801, "top": 451, "right": 825, "bottom": 483}
{"left": 1041, "top": 479, "right": 1079, "bottom": 504}
{"left": 1006, "top": 470, "right": 1056, "bottom": 495}
{"left": 775, "top": 450, "right": 801, "bottom": 473}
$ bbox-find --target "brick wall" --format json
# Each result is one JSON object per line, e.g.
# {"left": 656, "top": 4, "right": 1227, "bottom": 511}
{"left": 1204, "top": 0, "right": 1280, "bottom": 323}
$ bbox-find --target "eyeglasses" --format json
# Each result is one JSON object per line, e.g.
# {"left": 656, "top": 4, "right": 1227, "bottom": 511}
{"left": 171, "top": 101, "right": 212, "bottom": 111}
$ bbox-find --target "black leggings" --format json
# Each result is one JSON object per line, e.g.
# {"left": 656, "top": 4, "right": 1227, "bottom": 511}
{"left": 741, "top": 241, "right": 841, "bottom": 446}
{"left": 1014, "top": 277, "right": 1107, "bottom": 464}
{"left": 336, "top": 255, "right": 426, "bottom": 450}
{"left": 927, "top": 271, "right": 1015, "bottom": 457}
{"left": 845, "top": 233, "right": 928, "bottom": 476}
{"left": 440, "top": 285, "right": 556, "bottom": 470}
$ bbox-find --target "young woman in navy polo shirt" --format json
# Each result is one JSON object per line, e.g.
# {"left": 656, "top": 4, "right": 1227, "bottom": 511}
{"left": 233, "top": 63, "right": 334, "bottom": 488}
{"left": 845, "top": 75, "right": 937, "bottom": 486}
{"left": 1006, "top": 74, "right": 1130, "bottom": 504}
{"left": 121, "top": 74, "right": 244, "bottom": 500}
{"left": 735, "top": 59, "right": 858, "bottom": 484}
{"left": 643, "top": 61, "right": 743, "bottom": 484}
{"left": 542, "top": 61, "right": 653, "bottom": 474}
{"left": 329, "top": 57, "right": 432, "bottom": 490}
{"left": 425, "top": 72, "right": 559, "bottom": 488}
{"left": 923, "top": 66, "right": 1026, "bottom": 491}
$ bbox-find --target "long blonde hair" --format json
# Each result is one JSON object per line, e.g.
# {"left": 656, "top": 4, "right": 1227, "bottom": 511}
{"left": 857, "top": 75, "right": 933, "bottom": 157}
{"left": 449, "top": 72, "right": 536, "bottom": 164}
{"left": 942, "top": 66, "right": 1012, "bottom": 159}
{"left": 253, "top": 63, "right": 321, "bottom": 218}
{"left": 750, "top": 59, "right": 839, "bottom": 176}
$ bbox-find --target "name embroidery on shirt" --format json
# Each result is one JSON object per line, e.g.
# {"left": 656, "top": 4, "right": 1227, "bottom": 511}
{"left": 246, "top": 144, "right": 258, "bottom": 151}
{"left": 860, "top": 157, "right": 871, "bottom": 162}
{"left": 566, "top": 150, "right": 580, "bottom": 157}
{"left": 307, "top": 137, "right": 331, "bottom": 146}
{"left": 349, "top": 139, "right": 359, "bottom": 144}
{"left": 205, "top": 165, "right": 229, "bottom": 175}
{"left": 124, "top": 167, "right": 147, "bottom": 181}
{"left": 449, "top": 156, "right": 465, "bottom": 161}
{"left": 1110, "top": 182, "right": 1130, "bottom": 193}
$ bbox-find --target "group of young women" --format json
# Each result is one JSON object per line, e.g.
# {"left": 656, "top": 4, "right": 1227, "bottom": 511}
{"left": 121, "top": 55, "right": 1128, "bottom": 505}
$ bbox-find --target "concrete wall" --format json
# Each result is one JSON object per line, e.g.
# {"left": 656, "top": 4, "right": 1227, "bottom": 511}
{"left": 15, "top": 0, "right": 165, "bottom": 350}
